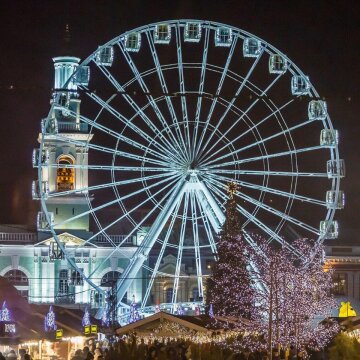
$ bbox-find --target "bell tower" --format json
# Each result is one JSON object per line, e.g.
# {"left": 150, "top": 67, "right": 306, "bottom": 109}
{"left": 33, "top": 56, "right": 93, "bottom": 236}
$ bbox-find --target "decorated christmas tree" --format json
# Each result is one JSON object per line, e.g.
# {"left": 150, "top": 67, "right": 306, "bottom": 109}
{"left": 128, "top": 295, "right": 140, "bottom": 323}
{"left": 82, "top": 306, "right": 91, "bottom": 327}
{"left": 206, "top": 182, "right": 256, "bottom": 320}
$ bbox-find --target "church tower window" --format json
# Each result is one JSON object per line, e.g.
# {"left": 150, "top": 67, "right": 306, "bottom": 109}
{"left": 56, "top": 155, "right": 75, "bottom": 191}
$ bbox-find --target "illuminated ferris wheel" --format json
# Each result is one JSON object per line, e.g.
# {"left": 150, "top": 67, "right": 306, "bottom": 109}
{"left": 36, "top": 20, "right": 344, "bottom": 310}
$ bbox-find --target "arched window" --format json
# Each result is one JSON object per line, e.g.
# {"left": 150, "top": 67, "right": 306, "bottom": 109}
{"left": 100, "top": 271, "right": 122, "bottom": 287}
{"left": 3, "top": 269, "right": 29, "bottom": 299}
{"left": 100, "top": 271, "right": 127, "bottom": 304}
{"left": 57, "top": 155, "right": 75, "bottom": 191}
{"left": 3, "top": 269, "right": 28, "bottom": 286}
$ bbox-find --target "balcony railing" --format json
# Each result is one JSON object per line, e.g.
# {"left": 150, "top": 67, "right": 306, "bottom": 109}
{"left": 93, "top": 234, "right": 136, "bottom": 246}
{"left": 58, "top": 122, "right": 88, "bottom": 133}
{"left": 0, "top": 233, "right": 37, "bottom": 242}
{"left": 55, "top": 294, "right": 75, "bottom": 304}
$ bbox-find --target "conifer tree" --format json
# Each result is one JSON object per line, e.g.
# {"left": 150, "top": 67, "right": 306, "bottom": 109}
{"left": 207, "top": 182, "right": 255, "bottom": 320}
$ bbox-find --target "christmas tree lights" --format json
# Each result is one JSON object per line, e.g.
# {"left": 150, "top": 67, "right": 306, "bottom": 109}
{"left": 128, "top": 295, "right": 140, "bottom": 323}
{"left": 82, "top": 306, "right": 91, "bottom": 327}
{"left": 44, "top": 305, "right": 57, "bottom": 332}
{"left": 0, "top": 301, "right": 12, "bottom": 322}
{"left": 206, "top": 182, "right": 338, "bottom": 354}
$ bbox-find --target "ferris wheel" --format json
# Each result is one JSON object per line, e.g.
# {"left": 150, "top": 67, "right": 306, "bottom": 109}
{"left": 36, "top": 20, "right": 344, "bottom": 310}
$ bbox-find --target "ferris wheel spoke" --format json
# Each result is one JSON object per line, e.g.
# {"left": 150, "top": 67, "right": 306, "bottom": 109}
{"left": 60, "top": 105, "right": 174, "bottom": 163}
{"left": 141, "top": 197, "right": 182, "bottom": 309}
{"left": 93, "top": 64, "right": 182, "bottom": 161}
{"left": 48, "top": 172, "right": 175, "bottom": 198}
{"left": 171, "top": 192, "right": 189, "bottom": 307}
{"left": 53, "top": 172, "right": 181, "bottom": 229}
{"left": 195, "top": 37, "right": 238, "bottom": 157}
{"left": 192, "top": 26, "right": 210, "bottom": 160}
{"left": 45, "top": 164, "right": 171, "bottom": 172}
{"left": 205, "top": 175, "right": 319, "bottom": 235}
{"left": 207, "top": 169, "right": 328, "bottom": 177}
{"left": 207, "top": 119, "right": 315, "bottom": 167}
{"left": 200, "top": 76, "right": 288, "bottom": 166}
{"left": 197, "top": 47, "right": 265, "bottom": 160}
{"left": 204, "top": 180, "right": 305, "bottom": 258}
{"left": 144, "top": 32, "right": 189, "bottom": 162}
{"left": 89, "top": 177, "right": 185, "bottom": 282}
{"left": 50, "top": 133, "right": 170, "bottom": 167}
{"left": 175, "top": 22, "right": 191, "bottom": 157}
{"left": 117, "top": 42, "right": 189, "bottom": 162}
{"left": 190, "top": 191, "right": 204, "bottom": 298}
{"left": 194, "top": 192, "right": 217, "bottom": 256}
{"left": 115, "top": 179, "right": 188, "bottom": 303}
{"left": 205, "top": 173, "right": 326, "bottom": 207}
{"left": 85, "top": 90, "right": 178, "bottom": 160}
{"left": 204, "top": 145, "right": 326, "bottom": 169}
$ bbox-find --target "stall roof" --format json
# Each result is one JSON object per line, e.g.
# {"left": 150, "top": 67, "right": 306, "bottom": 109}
{"left": 0, "top": 277, "right": 100, "bottom": 343}
{"left": 115, "top": 311, "right": 249, "bottom": 336}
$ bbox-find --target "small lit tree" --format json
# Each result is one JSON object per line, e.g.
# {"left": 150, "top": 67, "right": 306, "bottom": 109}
{"left": 248, "top": 239, "right": 339, "bottom": 354}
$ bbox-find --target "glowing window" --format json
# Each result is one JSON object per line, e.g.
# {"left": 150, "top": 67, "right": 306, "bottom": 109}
{"left": 57, "top": 155, "right": 75, "bottom": 192}
{"left": 333, "top": 273, "right": 347, "bottom": 295}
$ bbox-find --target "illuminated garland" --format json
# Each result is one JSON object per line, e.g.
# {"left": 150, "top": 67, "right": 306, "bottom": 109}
{"left": 101, "top": 302, "right": 110, "bottom": 328}
{"left": 0, "top": 301, "right": 12, "bottom": 322}
{"left": 128, "top": 295, "right": 140, "bottom": 324}
{"left": 82, "top": 306, "right": 91, "bottom": 327}
{"left": 44, "top": 305, "right": 57, "bottom": 332}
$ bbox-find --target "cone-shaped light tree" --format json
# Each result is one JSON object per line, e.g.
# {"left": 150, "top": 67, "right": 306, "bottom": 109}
{"left": 206, "top": 182, "right": 256, "bottom": 320}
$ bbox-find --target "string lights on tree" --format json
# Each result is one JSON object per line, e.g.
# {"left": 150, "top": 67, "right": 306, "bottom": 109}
{"left": 206, "top": 182, "right": 256, "bottom": 321}
{"left": 44, "top": 305, "right": 57, "bottom": 332}
{"left": 206, "top": 182, "right": 338, "bottom": 355}
{"left": 128, "top": 295, "right": 140, "bottom": 323}
{"left": 0, "top": 301, "right": 12, "bottom": 322}
{"left": 82, "top": 306, "right": 91, "bottom": 327}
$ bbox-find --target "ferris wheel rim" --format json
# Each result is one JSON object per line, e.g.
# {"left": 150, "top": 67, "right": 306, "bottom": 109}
{"left": 37, "top": 19, "right": 343, "bottom": 303}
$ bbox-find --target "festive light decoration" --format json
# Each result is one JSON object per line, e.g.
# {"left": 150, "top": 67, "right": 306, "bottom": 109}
{"left": 206, "top": 183, "right": 338, "bottom": 355}
{"left": 82, "top": 306, "right": 91, "bottom": 327}
{"left": 128, "top": 295, "right": 140, "bottom": 323}
{"left": 209, "top": 304, "right": 214, "bottom": 318}
{"left": 101, "top": 302, "right": 110, "bottom": 328}
{"left": 44, "top": 305, "right": 57, "bottom": 332}
{"left": 176, "top": 305, "right": 185, "bottom": 315}
{"left": 0, "top": 301, "right": 12, "bottom": 322}
{"left": 206, "top": 182, "right": 256, "bottom": 321}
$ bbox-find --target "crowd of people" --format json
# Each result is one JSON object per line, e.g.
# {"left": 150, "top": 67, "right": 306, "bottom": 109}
{"left": 69, "top": 336, "right": 311, "bottom": 360}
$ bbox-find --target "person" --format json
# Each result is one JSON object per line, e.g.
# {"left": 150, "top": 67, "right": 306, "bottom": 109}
{"left": 23, "top": 355, "right": 31, "bottom": 360}
{"left": 71, "top": 349, "right": 83, "bottom": 360}
{"left": 137, "top": 338, "right": 147, "bottom": 359}
{"left": 94, "top": 348, "right": 103, "bottom": 360}
{"left": 146, "top": 346, "right": 158, "bottom": 360}
{"left": 83, "top": 346, "right": 94, "bottom": 360}
{"left": 0, "top": 352, "right": 5, "bottom": 360}
{"left": 6, "top": 350, "right": 17, "bottom": 359}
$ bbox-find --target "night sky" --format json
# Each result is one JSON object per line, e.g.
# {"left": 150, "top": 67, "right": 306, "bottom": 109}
{"left": 0, "top": 1, "right": 358, "bottom": 238}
